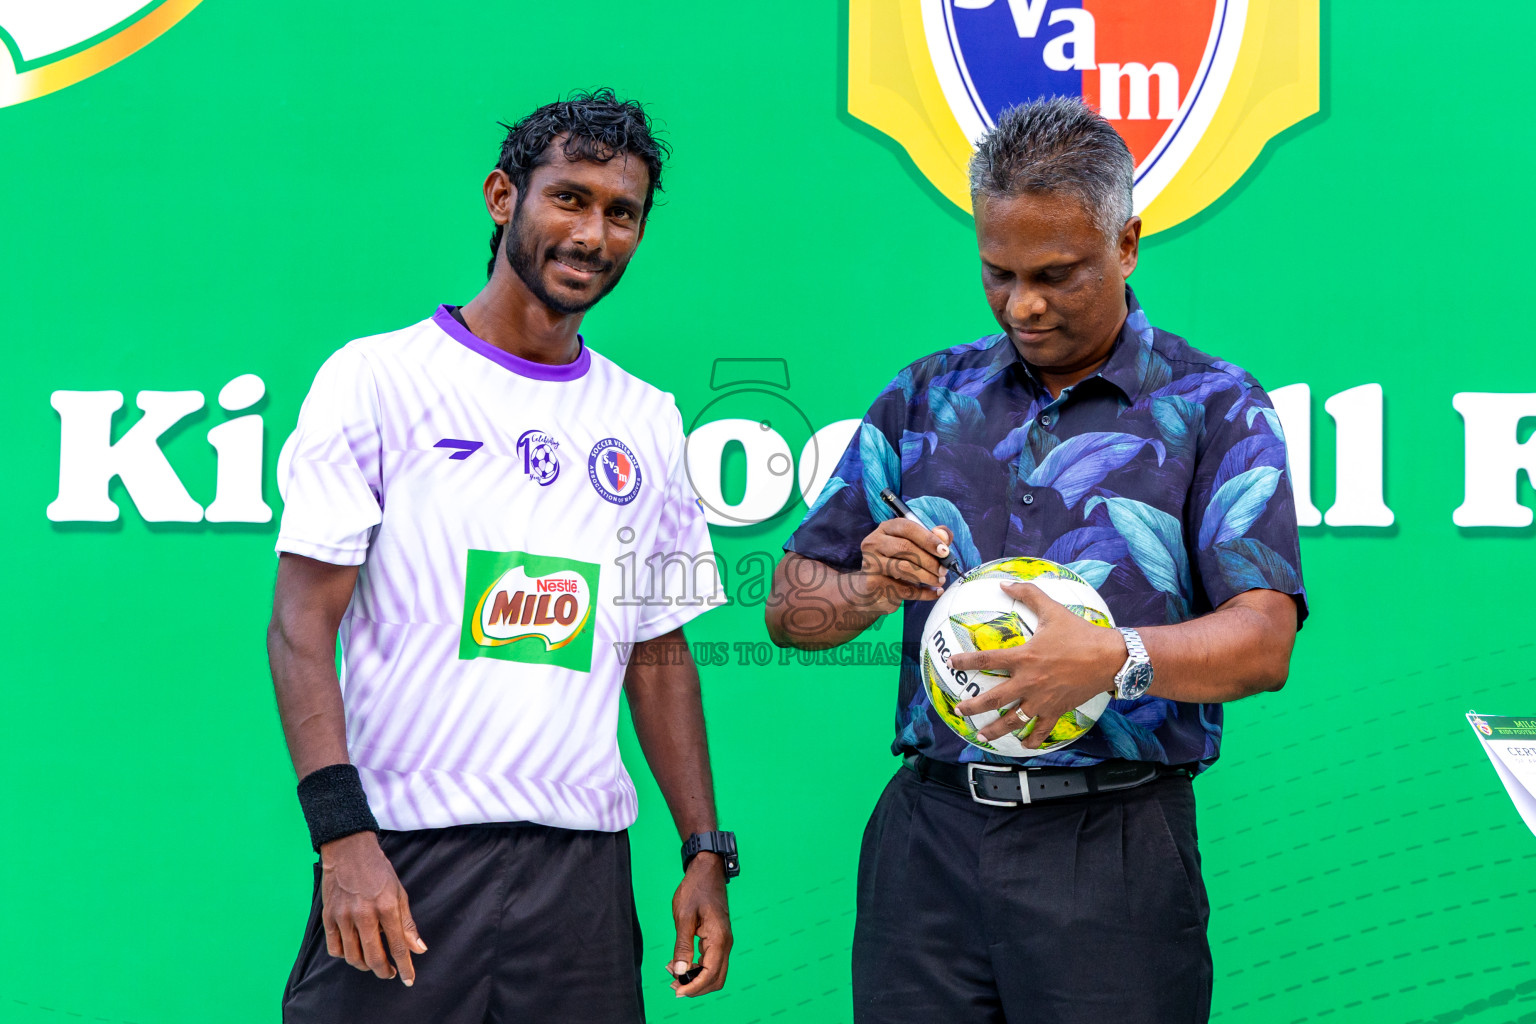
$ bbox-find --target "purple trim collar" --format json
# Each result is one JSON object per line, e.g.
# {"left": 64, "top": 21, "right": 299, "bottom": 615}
{"left": 432, "top": 305, "right": 591, "bottom": 382}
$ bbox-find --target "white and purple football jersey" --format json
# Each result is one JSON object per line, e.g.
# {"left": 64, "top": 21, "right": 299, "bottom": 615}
{"left": 276, "top": 306, "right": 721, "bottom": 832}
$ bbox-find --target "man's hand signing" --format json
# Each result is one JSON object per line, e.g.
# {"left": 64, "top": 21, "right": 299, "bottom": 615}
{"left": 857, "top": 519, "right": 954, "bottom": 615}
{"left": 948, "top": 581, "right": 1126, "bottom": 748}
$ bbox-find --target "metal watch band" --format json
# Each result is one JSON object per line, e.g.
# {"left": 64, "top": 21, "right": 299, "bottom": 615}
{"left": 1118, "top": 626, "right": 1148, "bottom": 663}
{"left": 1114, "top": 627, "right": 1152, "bottom": 700}
{"left": 681, "top": 830, "right": 740, "bottom": 880}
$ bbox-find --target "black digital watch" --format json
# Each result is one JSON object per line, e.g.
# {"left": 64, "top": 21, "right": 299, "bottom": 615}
{"left": 681, "top": 830, "right": 740, "bottom": 880}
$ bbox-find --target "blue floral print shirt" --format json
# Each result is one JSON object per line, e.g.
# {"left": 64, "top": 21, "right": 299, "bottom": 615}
{"left": 785, "top": 288, "right": 1307, "bottom": 770}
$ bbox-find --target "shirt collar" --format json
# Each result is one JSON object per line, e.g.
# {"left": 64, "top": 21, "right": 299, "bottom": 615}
{"left": 1002, "top": 286, "right": 1157, "bottom": 403}
{"left": 1093, "top": 285, "right": 1156, "bottom": 404}
{"left": 432, "top": 304, "right": 591, "bottom": 382}
{"left": 1007, "top": 288, "right": 1155, "bottom": 405}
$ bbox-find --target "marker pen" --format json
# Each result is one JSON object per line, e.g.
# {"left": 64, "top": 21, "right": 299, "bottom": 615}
{"left": 878, "top": 487, "right": 962, "bottom": 576}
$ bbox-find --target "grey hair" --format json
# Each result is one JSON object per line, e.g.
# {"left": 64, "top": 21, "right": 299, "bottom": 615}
{"left": 968, "top": 96, "right": 1135, "bottom": 244}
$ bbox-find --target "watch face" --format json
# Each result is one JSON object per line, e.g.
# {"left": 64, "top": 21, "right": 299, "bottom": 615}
{"left": 1121, "top": 663, "right": 1154, "bottom": 699}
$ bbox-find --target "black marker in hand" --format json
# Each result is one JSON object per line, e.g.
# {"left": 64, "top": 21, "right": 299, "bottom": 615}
{"left": 878, "top": 488, "right": 962, "bottom": 576}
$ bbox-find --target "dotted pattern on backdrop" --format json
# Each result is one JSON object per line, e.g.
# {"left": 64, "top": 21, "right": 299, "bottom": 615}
{"left": 5, "top": 1000, "right": 142, "bottom": 1024}
{"left": 629, "top": 644, "right": 1536, "bottom": 1024}
{"left": 10, "top": 652, "right": 1532, "bottom": 1024}
{"left": 1204, "top": 646, "right": 1536, "bottom": 1024}
{"left": 646, "top": 879, "right": 856, "bottom": 1023}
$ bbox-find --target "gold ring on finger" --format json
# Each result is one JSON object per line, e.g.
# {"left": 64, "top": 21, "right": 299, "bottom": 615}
{"left": 1014, "top": 706, "right": 1030, "bottom": 724}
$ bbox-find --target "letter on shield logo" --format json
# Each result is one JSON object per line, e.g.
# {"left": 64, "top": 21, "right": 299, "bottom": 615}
{"left": 846, "top": 0, "right": 1319, "bottom": 235}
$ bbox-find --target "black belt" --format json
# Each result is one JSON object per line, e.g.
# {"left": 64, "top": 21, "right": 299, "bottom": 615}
{"left": 905, "top": 753, "right": 1192, "bottom": 808}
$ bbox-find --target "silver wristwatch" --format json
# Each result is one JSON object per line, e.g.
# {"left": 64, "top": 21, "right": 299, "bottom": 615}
{"left": 1112, "top": 627, "right": 1153, "bottom": 700}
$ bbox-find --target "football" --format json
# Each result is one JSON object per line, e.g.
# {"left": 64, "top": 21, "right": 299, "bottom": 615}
{"left": 528, "top": 441, "right": 560, "bottom": 485}
{"left": 921, "top": 556, "right": 1116, "bottom": 758}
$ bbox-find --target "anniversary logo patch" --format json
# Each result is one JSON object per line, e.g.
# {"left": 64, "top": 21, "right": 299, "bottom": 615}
{"left": 847, "top": 0, "right": 1319, "bottom": 233}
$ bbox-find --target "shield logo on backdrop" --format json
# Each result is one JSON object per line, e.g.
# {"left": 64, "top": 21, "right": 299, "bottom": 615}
{"left": 0, "top": 1, "right": 204, "bottom": 109}
{"left": 847, "top": 0, "right": 1319, "bottom": 234}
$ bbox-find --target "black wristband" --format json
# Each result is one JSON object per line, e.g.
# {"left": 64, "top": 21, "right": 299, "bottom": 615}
{"left": 296, "top": 763, "right": 379, "bottom": 851}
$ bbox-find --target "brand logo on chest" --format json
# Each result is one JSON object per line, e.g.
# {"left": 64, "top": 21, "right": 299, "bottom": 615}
{"left": 460, "top": 549, "right": 601, "bottom": 671}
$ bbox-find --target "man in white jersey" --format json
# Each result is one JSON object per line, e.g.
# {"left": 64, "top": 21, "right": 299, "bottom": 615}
{"left": 270, "top": 90, "right": 734, "bottom": 1024}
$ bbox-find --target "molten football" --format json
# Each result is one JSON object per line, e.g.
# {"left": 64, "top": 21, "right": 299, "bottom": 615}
{"left": 921, "top": 556, "right": 1116, "bottom": 758}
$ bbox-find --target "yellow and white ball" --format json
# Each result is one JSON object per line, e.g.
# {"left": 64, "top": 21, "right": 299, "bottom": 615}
{"left": 921, "top": 557, "right": 1116, "bottom": 758}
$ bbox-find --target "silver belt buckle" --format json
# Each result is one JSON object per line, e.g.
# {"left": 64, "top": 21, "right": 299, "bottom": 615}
{"left": 966, "top": 763, "right": 1030, "bottom": 807}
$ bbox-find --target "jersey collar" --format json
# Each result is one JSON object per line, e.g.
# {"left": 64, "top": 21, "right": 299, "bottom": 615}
{"left": 432, "top": 304, "right": 591, "bottom": 382}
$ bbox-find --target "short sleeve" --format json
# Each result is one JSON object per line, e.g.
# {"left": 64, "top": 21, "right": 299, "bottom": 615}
{"left": 1188, "top": 381, "right": 1308, "bottom": 625}
{"left": 275, "top": 345, "right": 384, "bottom": 566}
{"left": 634, "top": 404, "right": 725, "bottom": 642}
{"left": 784, "top": 375, "right": 909, "bottom": 572}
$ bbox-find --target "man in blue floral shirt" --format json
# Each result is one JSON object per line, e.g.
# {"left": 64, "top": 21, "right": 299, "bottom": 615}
{"left": 767, "top": 98, "right": 1305, "bottom": 1024}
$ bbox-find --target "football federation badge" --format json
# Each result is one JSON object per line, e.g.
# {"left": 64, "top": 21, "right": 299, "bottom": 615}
{"left": 517, "top": 429, "right": 560, "bottom": 486}
{"left": 847, "top": 0, "right": 1319, "bottom": 234}
{"left": 588, "top": 438, "right": 643, "bottom": 506}
{"left": 1, "top": 1, "right": 204, "bottom": 109}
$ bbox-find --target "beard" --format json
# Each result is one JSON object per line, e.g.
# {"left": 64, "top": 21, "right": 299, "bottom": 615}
{"left": 504, "top": 204, "right": 628, "bottom": 316}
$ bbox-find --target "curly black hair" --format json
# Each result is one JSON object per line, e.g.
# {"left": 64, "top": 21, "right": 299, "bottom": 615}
{"left": 487, "top": 88, "right": 669, "bottom": 278}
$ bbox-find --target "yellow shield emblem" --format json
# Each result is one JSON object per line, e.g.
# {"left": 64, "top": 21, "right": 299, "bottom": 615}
{"left": 847, "top": 0, "right": 1319, "bottom": 235}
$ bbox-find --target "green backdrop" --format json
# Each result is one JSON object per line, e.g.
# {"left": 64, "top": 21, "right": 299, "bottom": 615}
{"left": 3, "top": 2, "right": 1534, "bottom": 1022}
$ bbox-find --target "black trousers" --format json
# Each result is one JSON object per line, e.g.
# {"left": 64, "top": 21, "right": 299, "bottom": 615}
{"left": 282, "top": 824, "right": 645, "bottom": 1024}
{"left": 852, "top": 765, "right": 1212, "bottom": 1024}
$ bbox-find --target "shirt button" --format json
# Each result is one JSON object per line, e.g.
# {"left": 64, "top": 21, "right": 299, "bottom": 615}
{"left": 1022, "top": 493, "right": 1035, "bottom": 505}
{"left": 1039, "top": 413, "right": 1054, "bottom": 427}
